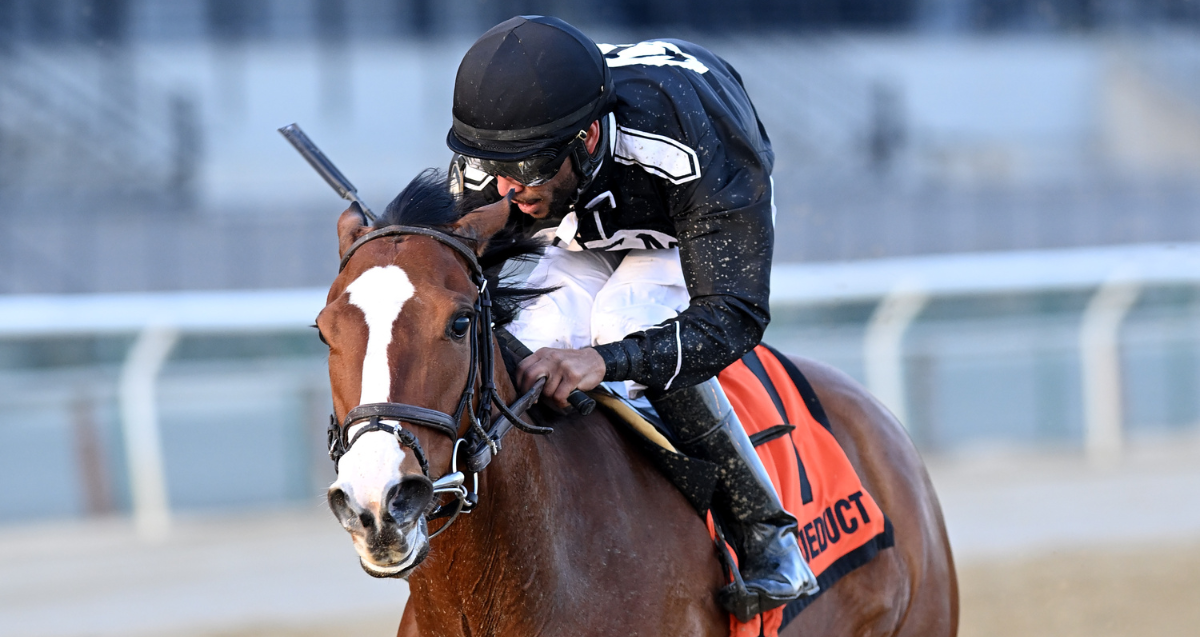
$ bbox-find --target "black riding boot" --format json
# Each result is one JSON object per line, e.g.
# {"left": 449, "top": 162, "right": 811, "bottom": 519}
{"left": 650, "top": 378, "right": 819, "bottom": 621}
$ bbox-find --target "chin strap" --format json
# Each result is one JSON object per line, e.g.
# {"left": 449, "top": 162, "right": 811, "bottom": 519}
{"left": 570, "top": 112, "right": 611, "bottom": 197}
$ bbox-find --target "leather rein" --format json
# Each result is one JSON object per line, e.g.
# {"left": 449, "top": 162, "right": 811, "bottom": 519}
{"left": 328, "top": 224, "right": 553, "bottom": 537}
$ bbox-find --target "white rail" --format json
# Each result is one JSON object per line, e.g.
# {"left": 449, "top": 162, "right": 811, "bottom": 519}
{"left": 2, "top": 244, "right": 1196, "bottom": 337}
{"left": 0, "top": 288, "right": 327, "bottom": 336}
{"left": 1079, "top": 276, "right": 1142, "bottom": 466}
{"left": 863, "top": 284, "right": 930, "bottom": 429}
{"left": 118, "top": 326, "right": 179, "bottom": 540}
{"left": 770, "top": 242, "right": 1200, "bottom": 304}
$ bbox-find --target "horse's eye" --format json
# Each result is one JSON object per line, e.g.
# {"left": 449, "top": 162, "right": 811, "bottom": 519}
{"left": 450, "top": 315, "right": 471, "bottom": 338}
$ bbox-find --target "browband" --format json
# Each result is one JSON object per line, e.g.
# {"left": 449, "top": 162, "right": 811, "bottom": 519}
{"left": 339, "top": 225, "right": 482, "bottom": 278}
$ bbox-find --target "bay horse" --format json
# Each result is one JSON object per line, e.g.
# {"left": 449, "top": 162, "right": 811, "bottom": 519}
{"left": 316, "top": 172, "right": 958, "bottom": 636}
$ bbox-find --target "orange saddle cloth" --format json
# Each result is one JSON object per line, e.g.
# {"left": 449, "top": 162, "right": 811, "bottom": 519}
{"left": 714, "top": 345, "right": 894, "bottom": 637}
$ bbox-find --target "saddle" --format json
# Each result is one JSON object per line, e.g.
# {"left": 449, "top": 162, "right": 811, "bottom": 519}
{"left": 592, "top": 344, "right": 894, "bottom": 637}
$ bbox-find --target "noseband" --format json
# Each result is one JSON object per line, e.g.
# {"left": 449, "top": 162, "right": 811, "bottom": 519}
{"left": 328, "top": 224, "right": 552, "bottom": 538}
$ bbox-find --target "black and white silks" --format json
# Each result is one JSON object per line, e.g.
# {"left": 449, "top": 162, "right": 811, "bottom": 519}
{"left": 452, "top": 39, "right": 776, "bottom": 393}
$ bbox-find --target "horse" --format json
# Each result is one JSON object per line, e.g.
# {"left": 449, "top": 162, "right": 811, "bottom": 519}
{"left": 315, "top": 172, "right": 958, "bottom": 637}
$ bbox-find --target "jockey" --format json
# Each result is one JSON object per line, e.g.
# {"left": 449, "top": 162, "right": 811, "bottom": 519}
{"left": 446, "top": 16, "right": 818, "bottom": 619}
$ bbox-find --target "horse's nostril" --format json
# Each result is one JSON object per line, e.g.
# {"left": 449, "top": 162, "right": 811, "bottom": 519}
{"left": 327, "top": 487, "right": 355, "bottom": 526}
{"left": 389, "top": 475, "right": 434, "bottom": 525}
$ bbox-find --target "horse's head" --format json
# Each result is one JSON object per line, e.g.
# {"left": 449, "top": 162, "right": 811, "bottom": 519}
{"left": 316, "top": 173, "right": 514, "bottom": 578}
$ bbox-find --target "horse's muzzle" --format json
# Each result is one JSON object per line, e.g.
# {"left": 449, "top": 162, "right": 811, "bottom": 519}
{"left": 359, "top": 518, "right": 430, "bottom": 579}
{"left": 328, "top": 475, "right": 436, "bottom": 577}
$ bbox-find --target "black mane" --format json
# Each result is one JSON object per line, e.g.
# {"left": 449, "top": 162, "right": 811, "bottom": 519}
{"left": 375, "top": 169, "right": 550, "bottom": 329}
{"left": 377, "top": 168, "right": 463, "bottom": 229}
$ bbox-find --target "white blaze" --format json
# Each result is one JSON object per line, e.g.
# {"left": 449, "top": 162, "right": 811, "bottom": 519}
{"left": 334, "top": 265, "right": 415, "bottom": 514}
{"left": 348, "top": 265, "right": 415, "bottom": 404}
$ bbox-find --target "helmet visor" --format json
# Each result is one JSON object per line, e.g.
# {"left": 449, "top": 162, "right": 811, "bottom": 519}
{"left": 463, "top": 133, "right": 584, "bottom": 187}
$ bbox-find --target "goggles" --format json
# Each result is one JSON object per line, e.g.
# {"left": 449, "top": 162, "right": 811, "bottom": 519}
{"left": 464, "top": 131, "right": 586, "bottom": 187}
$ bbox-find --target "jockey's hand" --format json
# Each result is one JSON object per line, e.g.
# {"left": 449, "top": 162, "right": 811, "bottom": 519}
{"left": 516, "top": 347, "right": 606, "bottom": 412}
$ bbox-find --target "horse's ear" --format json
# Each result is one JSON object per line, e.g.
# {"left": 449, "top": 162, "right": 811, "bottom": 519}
{"left": 451, "top": 191, "right": 513, "bottom": 256}
{"left": 337, "top": 202, "right": 371, "bottom": 258}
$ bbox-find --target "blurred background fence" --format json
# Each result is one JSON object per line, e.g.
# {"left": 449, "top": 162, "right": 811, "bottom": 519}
{"left": 1, "top": 0, "right": 1199, "bottom": 528}
{"left": 4, "top": 244, "right": 1200, "bottom": 526}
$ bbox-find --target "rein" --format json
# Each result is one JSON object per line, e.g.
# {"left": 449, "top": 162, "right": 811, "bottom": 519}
{"left": 328, "top": 224, "right": 554, "bottom": 537}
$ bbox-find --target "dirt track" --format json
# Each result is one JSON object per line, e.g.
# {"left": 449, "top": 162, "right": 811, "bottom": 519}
{"left": 6, "top": 439, "right": 1197, "bottom": 637}
{"left": 957, "top": 541, "right": 1200, "bottom": 637}
{"left": 202, "top": 541, "right": 1200, "bottom": 637}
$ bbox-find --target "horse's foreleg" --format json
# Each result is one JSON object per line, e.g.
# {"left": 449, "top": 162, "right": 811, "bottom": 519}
{"left": 396, "top": 604, "right": 419, "bottom": 637}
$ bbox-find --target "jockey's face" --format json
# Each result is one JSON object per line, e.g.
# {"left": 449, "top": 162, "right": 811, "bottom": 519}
{"left": 495, "top": 120, "right": 601, "bottom": 220}
{"left": 496, "top": 157, "right": 577, "bottom": 220}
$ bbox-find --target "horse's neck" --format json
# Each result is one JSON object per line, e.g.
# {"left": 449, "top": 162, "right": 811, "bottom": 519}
{"left": 405, "top": 379, "right": 726, "bottom": 635}
{"left": 440, "top": 434, "right": 560, "bottom": 622}
{"left": 406, "top": 377, "right": 573, "bottom": 633}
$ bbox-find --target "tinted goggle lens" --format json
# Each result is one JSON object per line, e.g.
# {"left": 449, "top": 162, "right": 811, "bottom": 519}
{"left": 466, "top": 137, "right": 580, "bottom": 187}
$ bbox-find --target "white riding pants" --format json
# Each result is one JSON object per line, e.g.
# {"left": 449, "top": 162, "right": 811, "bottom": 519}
{"left": 506, "top": 246, "right": 690, "bottom": 398}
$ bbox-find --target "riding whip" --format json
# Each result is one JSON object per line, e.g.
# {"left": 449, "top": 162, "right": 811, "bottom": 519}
{"left": 278, "top": 123, "right": 377, "bottom": 222}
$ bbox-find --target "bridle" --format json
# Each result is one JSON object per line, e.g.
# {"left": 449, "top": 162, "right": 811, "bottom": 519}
{"left": 327, "top": 224, "right": 554, "bottom": 538}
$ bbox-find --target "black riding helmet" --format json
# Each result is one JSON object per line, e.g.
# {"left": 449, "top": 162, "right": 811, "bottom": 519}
{"left": 447, "top": 16, "right": 613, "bottom": 189}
